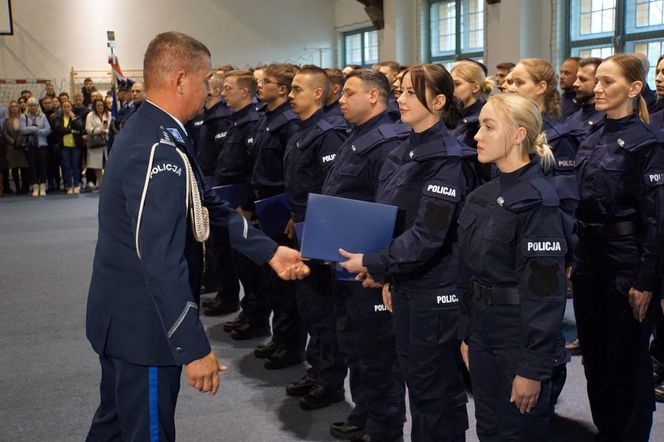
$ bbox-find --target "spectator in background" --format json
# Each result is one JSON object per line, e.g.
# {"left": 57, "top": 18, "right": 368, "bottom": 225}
{"left": 58, "top": 92, "right": 70, "bottom": 107}
{"left": 19, "top": 97, "right": 51, "bottom": 197}
{"left": 342, "top": 64, "right": 361, "bottom": 76}
{"left": 20, "top": 90, "right": 32, "bottom": 100}
{"left": 3, "top": 100, "right": 29, "bottom": 194}
{"left": 82, "top": 77, "right": 97, "bottom": 107}
{"left": 40, "top": 96, "right": 61, "bottom": 192}
{"left": 54, "top": 100, "right": 84, "bottom": 194}
{"left": 43, "top": 81, "right": 57, "bottom": 99}
{"left": 18, "top": 97, "right": 28, "bottom": 114}
{"left": 85, "top": 97, "right": 111, "bottom": 190}
{"left": 72, "top": 93, "right": 89, "bottom": 120}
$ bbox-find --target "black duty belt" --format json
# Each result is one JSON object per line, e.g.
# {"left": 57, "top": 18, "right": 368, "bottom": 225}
{"left": 472, "top": 281, "right": 520, "bottom": 306}
{"left": 577, "top": 220, "right": 636, "bottom": 238}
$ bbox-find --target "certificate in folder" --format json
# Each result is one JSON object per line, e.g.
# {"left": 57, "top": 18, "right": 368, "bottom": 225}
{"left": 300, "top": 193, "right": 397, "bottom": 262}
{"left": 255, "top": 193, "right": 291, "bottom": 238}
{"left": 211, "top": 184, "right": 251, "bottom": 209}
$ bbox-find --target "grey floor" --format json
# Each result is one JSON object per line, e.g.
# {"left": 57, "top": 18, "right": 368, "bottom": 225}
{"left": 0, "top": 192, "right": 662, "bottom": 442}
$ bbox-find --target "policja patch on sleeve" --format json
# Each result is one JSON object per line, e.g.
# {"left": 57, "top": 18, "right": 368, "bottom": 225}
{"left": 644, "top": 171, "right": 664, "bottom": 187}
{"left": 520, "top": 237, "right": 567, "bottom": 257}
{"left": 422, "top": 181, "right": 460, "bottom": 203}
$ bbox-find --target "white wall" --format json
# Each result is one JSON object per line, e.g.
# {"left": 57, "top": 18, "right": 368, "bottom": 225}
{"left": 0, "top": 0, "right": 336, "bottom": 89}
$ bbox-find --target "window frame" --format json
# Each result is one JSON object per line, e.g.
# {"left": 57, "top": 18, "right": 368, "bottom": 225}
{"left": 342, "top": 27, "right": 379, "bottom": 68}
{"left": 566, "top": 0, "right": 664, "bottom": 58}
{"left": 426, "top": 0, "right": 485, "bottom": 64}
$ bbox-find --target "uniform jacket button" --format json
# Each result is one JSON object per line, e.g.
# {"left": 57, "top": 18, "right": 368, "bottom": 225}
{"left": 175, "top": 346, "right": 184, "bottom": 352}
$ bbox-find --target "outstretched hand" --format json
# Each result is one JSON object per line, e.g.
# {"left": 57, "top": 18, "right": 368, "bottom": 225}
{"left": 338, "top": 248, "right": 367, "bottom": 274}
{"left": 269, "top": 246, "right": 310, "bottom": 280}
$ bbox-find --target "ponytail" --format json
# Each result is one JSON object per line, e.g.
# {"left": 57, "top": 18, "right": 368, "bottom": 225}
{"left": 480, "top": 77, "right": 495, "bottom": 96}
{"left": 443, "top": 95, "right": 463, "bottom": 129}
{"left": 637, "top": 95, "right": 650, "bottom": 124}
{"left": 533, "top": 132, "right": 555, "bottom": 172}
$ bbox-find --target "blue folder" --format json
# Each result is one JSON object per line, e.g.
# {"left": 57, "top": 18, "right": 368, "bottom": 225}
{"left": 300, "top": 193, "right": 397, "bottom": 262}
{"left": 255, "top": 193, "right": 292, "bottom": 238}
{"left": 212, "top": 184, "right": 251, "bottom": 209}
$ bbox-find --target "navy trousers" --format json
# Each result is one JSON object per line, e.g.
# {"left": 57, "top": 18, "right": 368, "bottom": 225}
{"left": 86, "top": 355, "right": 181, "bottom": 442}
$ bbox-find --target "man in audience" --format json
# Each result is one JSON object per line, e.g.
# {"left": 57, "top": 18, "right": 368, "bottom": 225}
{"left": 567, "top": 57, "right": 605, "bottom": 139}
{"left": 82, "top": 77, "right": 97, "bottom": 107}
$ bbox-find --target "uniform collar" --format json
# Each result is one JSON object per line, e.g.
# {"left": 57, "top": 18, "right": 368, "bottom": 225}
{"left": 604, "top": 112, "right": 639, "bottom": 132}
{"left": 266, "top": 100, "right": 291, "bottom": 118}
{"left": 299, "top": 107, "right": 324, "bottom": 129}
{"left": 353, "top": 111, "right": 391, "bottom": 137}
{"left": 461, "top": 99, "right": 483, "bottom": 119}
{"left": 405, "top": 121, "right": 448, "bottom": 161}
{"left": 145, "top": 99, "right": 188, "bottom": 137}
{"left": 499, "top": 158, "right": 539, "bottom": 188}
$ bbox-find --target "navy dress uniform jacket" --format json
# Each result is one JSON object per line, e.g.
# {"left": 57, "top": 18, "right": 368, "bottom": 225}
{"left": 86, "top": 101, "right": 277, "bottom": 367}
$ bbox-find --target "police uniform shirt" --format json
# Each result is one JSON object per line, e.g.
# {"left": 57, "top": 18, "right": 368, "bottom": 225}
{"left": 456, "top": 159, "right": 577, "bottom": 380}
{"left": 321, "top": 111, "right": 408, "bottom": 202}
{"left": 283, "top": 107, "right": 347, "bottom": 220}
{"left": 250, "top": 101, "right": 299, "bottom": 193}
{"left": 362, "top": 121, "right": 477, "bottom": 290}
{"left": 86, "top": 101, "right": 277, "bottom": 367}
{"left": 542, "top": 114, "right": 585, "bottom": 174}
{"left": 214, "top": 103, "right": 261, "bottom": 185}
{"left": 194, "top": 101, "right": 234, "bottom": 177}
{"left": 575, "top": 113, "right": 664, "bottom": 292}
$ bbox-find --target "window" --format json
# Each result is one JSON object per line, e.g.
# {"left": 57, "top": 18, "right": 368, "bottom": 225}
{"left": 343, "top": 28, "right": 379, "bottom": 67}
{"left": 567, "top": 0, "right": 664, "bottom": 87}
{"left": 427, "top": 0, "right": 484, "bottom": 64}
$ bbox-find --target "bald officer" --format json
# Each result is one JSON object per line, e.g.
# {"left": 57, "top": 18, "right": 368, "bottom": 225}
{"left": 85, "top": 32, "right": 309, "bottom": 442}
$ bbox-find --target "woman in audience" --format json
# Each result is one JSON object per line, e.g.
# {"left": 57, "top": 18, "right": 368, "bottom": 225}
{"left": 340, "top": 64, "right": 474, "bottom": 442}
{"left": 457, "top": 92, "right": 576, "bottom": 441}
{"left": 54, "top": 100, "right": 84, "bottom": 194}
{"left": 572, "top": 54, "right": 664, "bottom": 442}
{"left": 85, "top": 97, "right": 111, "bottom": 190}
{"left": 19, "top": 97, "right": 51, "bottom": 197}
{"left": 3, "top": 100, "right": 29, "bottom": 194}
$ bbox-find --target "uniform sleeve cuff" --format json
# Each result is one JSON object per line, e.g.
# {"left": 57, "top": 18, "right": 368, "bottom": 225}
{"left": 633, "top": 266, "right": 657, "bottom": 292}
{"left": 516, "top": 348, "right": 554, "bottom": 381}
{"left": 362, "top": 253, "right": 387, "bottom": 281}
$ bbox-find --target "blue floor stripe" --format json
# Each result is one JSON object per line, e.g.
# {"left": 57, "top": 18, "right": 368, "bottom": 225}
{"left": 148, "top": 367, "right": 159, "bottom": 442}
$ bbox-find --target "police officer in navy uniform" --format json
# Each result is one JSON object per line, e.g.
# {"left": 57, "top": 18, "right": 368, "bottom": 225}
{"left": 457, "top": 93, "right": 578, "bottom": 441}
{"left": 214, "top": 69, "right": 269, "bottom": 340}
{"left": 283, "top": 65, "right": 349, "bottom": 410}
{"left": 322, "top": 69, "right": 408, "bottom": 441}
{"left": 85, "top": 32, "right": 309, "bottom": 442}
{"left": 650, "top": 55, "right": 664, "bottom": 132}
{"left": 249, "top": 63, "right": 305, "bottom": 369}
{"left": 323, "top": 68, "right": 349, "bottom": 130}
{"left": 508, "top": 58, "right": 584, "bottom": 177}
{"left": 341, "top": 64, "right": 476, "bottom": 442}
{"left": 192, "top": 72, "right": 239, "bottom": 317}
{"left": 567, "top": 58, "right": 606, "bottom": 142}
{"left": 572, "top": 55, "right": 664, "bottom": 442}
{"left": 559, "top": 57, "right": 581, "bottom": 117}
